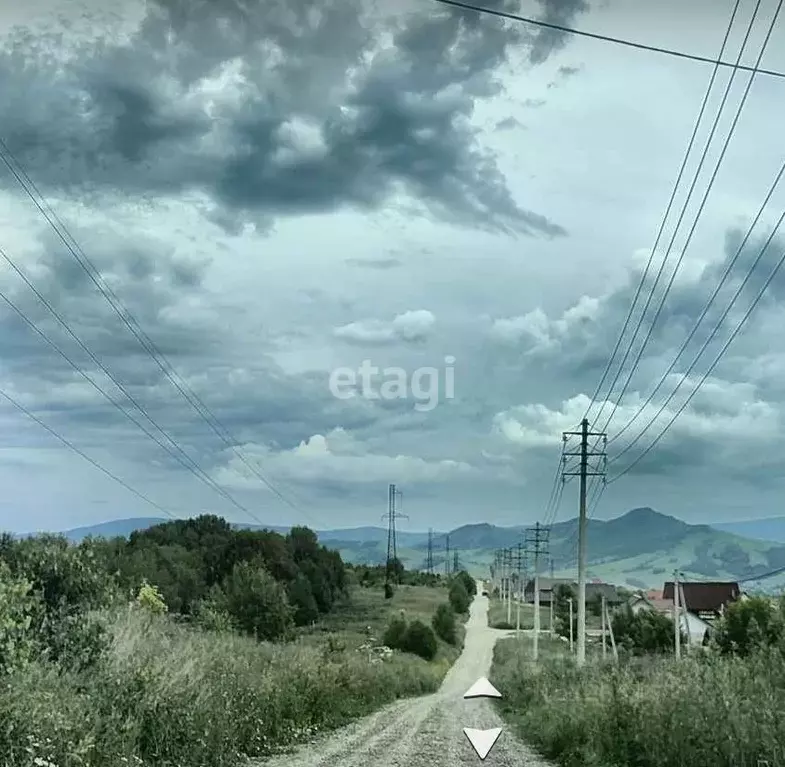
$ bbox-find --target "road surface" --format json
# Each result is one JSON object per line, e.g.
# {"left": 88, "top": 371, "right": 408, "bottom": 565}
{"left": 256, "top": 593, "right": 553, "bottom": 767}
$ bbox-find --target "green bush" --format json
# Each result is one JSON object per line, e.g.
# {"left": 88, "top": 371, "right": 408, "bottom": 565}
{"left": 211, "top": 560, "right": 294, "bottom": 641}
{"left": 432, "top": 603, "right": 457, "bottom": 645}
{"left": 383, "top": 615, "right": 408, "bottom": 650}
{"left": 403, "top": 620, "right": 438, "bottom": 661}
{"left": 449, "top": 578, "right": 470, "bottom": 614}
{"left": 456, "top": 570, "right": 476, "bottom": 597}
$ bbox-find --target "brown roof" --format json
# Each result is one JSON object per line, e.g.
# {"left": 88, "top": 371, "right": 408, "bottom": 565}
{"left": 662, "top": 581, "right": 740, "bottom": 612}
{"left": 646, "top": 588, "right": 662, "bottom": 600}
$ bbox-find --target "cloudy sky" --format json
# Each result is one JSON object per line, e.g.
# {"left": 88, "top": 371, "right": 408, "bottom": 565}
{"left": 1, "top": 0, "right": 784, "bottom": 535}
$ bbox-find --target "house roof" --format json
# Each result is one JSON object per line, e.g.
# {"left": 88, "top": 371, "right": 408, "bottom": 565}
{"left": 585, "top": 583, "right": 622, "bottom": 601}
{"left": 629, "top": 593, "right": 673, "bottom": 614}
{"left": 645, "top": 588, "right": 662, "bottom": 601}
{"left": 662, "top": 581, "right": 740, "bottom": 612}
{"left": 524, "top": 577, "right": 575, "bottom": 591}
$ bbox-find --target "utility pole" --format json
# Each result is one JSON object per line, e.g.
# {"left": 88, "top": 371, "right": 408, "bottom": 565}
{"left": 426, "top": 528, "right": 434, "bottom": 576}
{"left": 453, "top": 548, "right": 459, "bottom": 574}
{"left": 563, "top": 419, "right": 607, "bottom": 667}
{"left": 674, "top": 569, "right": 681, "bottom": 660}
{"left": 382, "top": 484, "right": 406, "bottom": 590}
{"left": 568, "top": 597, "right": 574, "bottom": 652}
{"left": 605, "top": 598, "right": 618, "bottom": 662}
{"left": 445, "top": 534, "right": 451, "bottom": 577}
{"left": 525, "top": 522, "right": 550, "bottom": 662}
{"left": 601, "top": 594, "right": 607, "bottom": 659}
{"left": 550, "top": 557, "right": 555, "bottom": 579}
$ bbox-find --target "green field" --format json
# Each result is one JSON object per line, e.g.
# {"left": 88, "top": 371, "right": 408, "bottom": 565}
{"left": 490, "top": 634, "right": 785, "bottom": 767}
{"left": 0, "top": 583, "right": 464, "bottom": 767}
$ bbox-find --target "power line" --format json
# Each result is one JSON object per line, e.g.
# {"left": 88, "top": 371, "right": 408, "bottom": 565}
{"left": 581, "top": 0, "right": 744, "bottom": 424}
{"left": 0, "top": 139, "right": 316, "bottom": 525}
{"left": 607, "top": 159, "right": 785, "bottom": 451}
{"left": 608, "top": 237, "right": 785, "bottom": 482}
{"left": 0, "top": 245, "right": 259, "bottom": 520}
{"left": 0, "top": 384, "right": 175, "bottom": 518}
{"left": 595, "top": 0, "right": 782, "bottom": 437}
{"left": 430, "top": 0, "right": 785, "bottom": 80}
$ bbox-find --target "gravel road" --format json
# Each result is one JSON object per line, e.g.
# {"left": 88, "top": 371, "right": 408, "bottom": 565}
{"left": 257, "top": 593, "right": 554, "bottom": 767}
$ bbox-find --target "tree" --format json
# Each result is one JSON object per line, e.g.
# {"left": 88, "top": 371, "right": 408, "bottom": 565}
{"left": 403, "top": 620, "right": 438, "bottom": 660}
{"left": 449, "top": 578, "right": 470, "bottom": 614}
{"left": 455, "top": 570, "right": 476, "bottom": 597}
{"left": 611, "top": 605, "right": 678, "bottom": 655}
{"left": 383, "top": 615, "right": 408, "bottom": 649}
{"left": 287, "top": 573, "right": 319, "bottom": 626}
{"left": 553, "top": 583, "right": 576, "bottom": 641}
{"left": 213, "top": 560, "right": 294, "bottom": 641}
{"left": 713, "top": 596, "right": 785, "bottom": 656}
{"left": 432, "top": 602, "right": 457, "bottom": 645}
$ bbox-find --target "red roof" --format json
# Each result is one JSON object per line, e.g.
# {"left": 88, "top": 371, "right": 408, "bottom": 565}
{"left": 663, "top": 581, "right": 739, "bottom": 612}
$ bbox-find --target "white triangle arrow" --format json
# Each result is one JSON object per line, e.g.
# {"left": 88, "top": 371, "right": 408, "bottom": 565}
{"left": 463, "top": 727, "right": 503, "bottom": 760}
{"left": 463, "top": 676, "right": 502, "bottom": 699}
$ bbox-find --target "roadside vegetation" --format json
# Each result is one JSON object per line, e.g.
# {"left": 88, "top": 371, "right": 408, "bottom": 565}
{"left": 0, "top": 516, "right": 474, "bottom": 767}
{"left": 490, "top": 592, "right": 785, "bottom": 767}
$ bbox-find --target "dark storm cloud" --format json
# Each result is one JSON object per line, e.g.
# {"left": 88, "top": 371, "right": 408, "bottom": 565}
{"left": 528, "top": 0, "right": 589, "bottom": 65}
{"left": 0, "top": 0, "right": 587, "bottom": 236}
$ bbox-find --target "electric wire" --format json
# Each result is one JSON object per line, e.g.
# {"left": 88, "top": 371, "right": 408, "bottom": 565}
{"left": 431, "top": 0, "right": 785, "bottom": 80}
{"left": 0, "top": 140, "right": 316, "bottom": 524}
{"left": 593, "top": 0, "right": 777, "bottom": 435}
{"left": 0, "top": 385, "right": 176, "bottom": 518}
{"left": 608, "top": 236, "right": 785, "bottom": 483}
{"left": 0, "top": 246, "right": 258, "bottom": 519}
{"left": 580, "top": 0, "right": 744, "bottom": 423}
{"left": 607, "top": 159, "right": 785, "bottom": 448}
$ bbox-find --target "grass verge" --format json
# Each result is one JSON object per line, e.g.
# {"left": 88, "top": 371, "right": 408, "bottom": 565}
{"left": 0, "top": 584, "right": 464, "bottom": 767}
{"left": 490, "top": 634, "right": 785, "bottom": 767}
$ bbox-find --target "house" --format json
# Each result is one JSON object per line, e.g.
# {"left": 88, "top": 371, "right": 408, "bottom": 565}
{"left": 523, "top": 577, "right": 576, "bottom": 605}
{"left": 628, "top": 592, "right": 713, "bottom": 646}
{"left": 585, "top": 582, "right": 623, "bottom": 605}
{"left": 662, "top": 581, "right": 740, "bottom": 623}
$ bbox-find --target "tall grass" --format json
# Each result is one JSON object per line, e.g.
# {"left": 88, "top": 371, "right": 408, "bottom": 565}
{"left": 491, "top": 637, "right": 785, "bottom": 767}
{"left": 0, "top": 586, "right": 459, "bottom": 767}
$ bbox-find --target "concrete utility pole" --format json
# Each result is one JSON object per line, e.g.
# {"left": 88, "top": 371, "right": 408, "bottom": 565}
{"left": 568, "top": 597, "right": 574, "bottom": 652}
{"left": 445, "top": 534, "right": 451, "bottom": 577}
{"left": 674, "top": 569, "right": 681, "bottom": 660}
{"left": 563, "top": 419, "right": 607, "bottom": 667}
{"left": 508, "top": 542, "right": 525, "bottom": 634}
{"left": 525, "top": 522, "right": 550, "bottom": 661}
{"left": 604, "top": 598, "right": 618, "bottom": 661}
{"left": 679, "top": 580, "right": 690, "bottom": 650}
{"left": 601, "top": 594, "right": 607, "bottom": 659}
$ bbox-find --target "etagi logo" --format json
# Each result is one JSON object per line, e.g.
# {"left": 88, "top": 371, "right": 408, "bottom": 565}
{"left": 329, "top": 357, "right": 455, "bottom": 412}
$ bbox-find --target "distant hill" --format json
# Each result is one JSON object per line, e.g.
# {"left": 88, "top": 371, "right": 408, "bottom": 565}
{"left": 9, "top": 509, "right": 785, "bottom": 591}
{"left": 11, "top": 518, "right": 433, "bottom": 549}
{"left": 710, "top": 517, "right": 785, "bottom": 544}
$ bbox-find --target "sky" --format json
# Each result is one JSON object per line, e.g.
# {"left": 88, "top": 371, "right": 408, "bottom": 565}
{"left": 1, "top": 0, "right": 785, "bottom": 534}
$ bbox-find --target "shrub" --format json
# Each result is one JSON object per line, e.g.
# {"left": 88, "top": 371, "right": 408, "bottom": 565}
{"left": 383, "top": 615, "right": 408, "bottom": 650}
{"left": 213, "top": 560, "right": 294, "bottom": 641}
{"left": 449, "top": 578, "right": 470, "bottom": 614}
{"left": 456, "top": 570, "right": 476, "bottom": 597}
{"left": 403, "top": 620, "right": 438, "bottom": 661}
{"left": 432, "top": 602, "right": 457, "bottom": 645}
{"left": 136, "top": 580, "right": 168, "bottom": 614}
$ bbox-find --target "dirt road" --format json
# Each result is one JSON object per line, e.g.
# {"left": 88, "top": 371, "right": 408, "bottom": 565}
{"left": 257, "top": 593, "right": 553, "bottom": 766}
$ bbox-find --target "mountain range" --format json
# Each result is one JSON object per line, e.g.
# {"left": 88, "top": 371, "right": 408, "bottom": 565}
{"left": 10, "top": 508, "right": 785, "bottom": 591}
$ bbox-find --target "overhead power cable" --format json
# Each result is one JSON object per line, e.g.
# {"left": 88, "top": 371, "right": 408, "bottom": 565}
{"left": 608, "top": 235, "right": 785, "bottom": 483}
{"left": 607, "top": 159, "right": 785, "bottom": 449}
{"left": 431, "top": 0, "right": 785, "bottom": 80}
{"left": 0, "top": 385, "right": 176, "bottom": 519}
{"left": 592, "top": 0, "right": 775, "bottom": 436}
{"left": 0, "top": 245, "right": 257, "bottom": 520}
{"left": 581, "top": 0, "right": 743, "bottom": 424}
{"left": 0, "top": 140, "right": 315, "bottom": 526}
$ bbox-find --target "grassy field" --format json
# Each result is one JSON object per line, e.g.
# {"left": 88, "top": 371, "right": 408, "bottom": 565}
{"left": 0, "top": 583, "right": 464, "bottom": 767}
{"left": 490, "top": 634, "right": 785, "bottom": 767}
{"left": 486, "top": 597, "right": 603, "bottom": 632}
